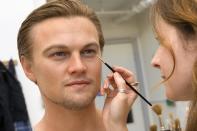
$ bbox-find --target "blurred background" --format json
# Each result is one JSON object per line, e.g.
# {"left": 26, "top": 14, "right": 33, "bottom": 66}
{"left": 0, "top": 0, "right": 189, "bottom": 130}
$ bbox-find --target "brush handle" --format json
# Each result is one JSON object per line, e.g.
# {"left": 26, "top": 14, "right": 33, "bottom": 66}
{"left": 175, "top": 128, "right": 182, "bottom": 131}
{"left": 105, "top": 63, "right": 115, "bottom": 73}
{"left": 104, "top": 62, "right": 152, "bottom": 106}
{"left": 125, "top": 80, "right": 152, "bottom": 106}
{"left": 159, "top": 116, "right": 166, "bottom": 131}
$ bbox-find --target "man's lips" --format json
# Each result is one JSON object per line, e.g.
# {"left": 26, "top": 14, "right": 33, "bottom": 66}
{"left": 65, "top": 80, "right": 91, "bottom": 87}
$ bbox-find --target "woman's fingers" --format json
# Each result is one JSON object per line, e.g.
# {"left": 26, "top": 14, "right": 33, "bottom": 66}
{"left": 100, "top": 79, "right": 117, "bottom": 98}
{"left": 107, "top": 66, "right": 138, "bottom": 92}
{"left": 102, "top": 68, "right": 138, "bottom": 130}
{"left": 100, "top": 79, "right": 108, "bottom": 95}
{"left": 113, "top": 72, "right": 126, "bottom": 90}
{"left": 113, "top": 72, "right": 131, "bottom": 99}
{"left": 103, "top": 66, "right": 138, "bottom": 102}
{"left": 113, "top": 66, "right": 136, "bottom": 85}
{"left": 107, "top": 73, "right": 118, "bottom": 89}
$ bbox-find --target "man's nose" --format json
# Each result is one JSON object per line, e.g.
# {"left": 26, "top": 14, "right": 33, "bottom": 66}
{"left": 67, "top": 54, "right": 87, "bottom": 74}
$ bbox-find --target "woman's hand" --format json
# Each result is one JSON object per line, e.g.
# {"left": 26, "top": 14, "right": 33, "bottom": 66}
{"left": 101, "top": 66, "right": 138, "bottom": 131}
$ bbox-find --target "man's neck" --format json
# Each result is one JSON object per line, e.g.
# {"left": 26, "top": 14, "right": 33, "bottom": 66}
{"left": 34, "top": 101, "right": 105, "bottom": 131}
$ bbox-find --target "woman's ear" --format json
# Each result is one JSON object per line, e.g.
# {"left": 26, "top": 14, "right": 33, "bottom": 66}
{"left": 20, "top": 56, "right": 36, "bottom": 82}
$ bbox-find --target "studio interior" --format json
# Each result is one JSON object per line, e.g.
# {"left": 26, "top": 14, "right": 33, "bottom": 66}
{"left": 0, "top": 0, "right": 189, "bottom": 131}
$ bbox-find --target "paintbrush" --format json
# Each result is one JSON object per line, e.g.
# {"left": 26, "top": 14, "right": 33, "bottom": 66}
{"left": 174, "top": 118, "right": 181, "bottom": 131}
{"left": 150, "top": 124, "right": 157, "bottom": 131}
{"left": 96, "top": 55, "right": 152, "bottom": 106}
{"left": 152, "top": 104, "right": 165, "bottom": 130}
{"left": 168, "top": 113, "right": 175, "bottom": 130}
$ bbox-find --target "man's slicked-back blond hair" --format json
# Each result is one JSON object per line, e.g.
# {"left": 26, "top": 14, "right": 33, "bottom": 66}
{"left": 17, "top": 0, "right": 104, "bottom": 60}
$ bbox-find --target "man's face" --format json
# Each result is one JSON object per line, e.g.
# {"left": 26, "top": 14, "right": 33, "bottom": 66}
{"left": 26, "top": 17, "right": 102, "bottom": 110}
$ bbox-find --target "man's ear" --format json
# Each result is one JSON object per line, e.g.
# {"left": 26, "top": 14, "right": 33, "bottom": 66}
{"left": 20, "top": 56, "right": 36, "bottom": 82}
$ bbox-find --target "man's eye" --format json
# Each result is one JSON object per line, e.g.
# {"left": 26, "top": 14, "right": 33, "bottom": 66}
{"left": 81, "top": 49, "right": 96, "bottom": 57}
{"left": 50, "top": 51, "right": 69, "bottom": 59}
{"left": 54, "top": 52, "right": 66, "bottom": 56}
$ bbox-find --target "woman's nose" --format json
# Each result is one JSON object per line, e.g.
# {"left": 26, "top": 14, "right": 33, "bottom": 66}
{"left": 151, "top": 52, "right": 161, "bottom": 69}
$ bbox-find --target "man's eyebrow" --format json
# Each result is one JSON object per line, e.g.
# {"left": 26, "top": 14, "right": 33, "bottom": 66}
{"left": 43, "top": 44, "right": 68, "bottom": 54}
{"left": 43, "top": 42, "right": 100, "bottom": 54}
{"left": 83, "top": 42, "right": 100, "bottom": 49}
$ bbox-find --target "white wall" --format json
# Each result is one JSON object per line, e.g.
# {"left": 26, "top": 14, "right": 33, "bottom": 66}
{"left": 101, "top": 18, "right": 139, "bottom": 39}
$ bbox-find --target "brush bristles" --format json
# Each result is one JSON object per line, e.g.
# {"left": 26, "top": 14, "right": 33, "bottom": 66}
{"left": 96, "top": 55, "right": 105, "bottom": 63}
{"left": 175, "top": 118, "right": 181, "bottom": 129}
{"left": 152, "top": 104, "right": 162, "bottom": 115}
{"left": 150, "top": 124, "right": 157, "bottom": 131}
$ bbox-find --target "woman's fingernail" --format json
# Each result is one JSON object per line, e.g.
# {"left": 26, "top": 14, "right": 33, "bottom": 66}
{"left": 104, "top": 81, "right": 108, "bottom": 89}
{"left": 107, "top": 73, "right": 113, "bottom": 77}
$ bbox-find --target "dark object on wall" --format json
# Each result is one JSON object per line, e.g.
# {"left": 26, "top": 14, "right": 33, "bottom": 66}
{"left": 127, "top": 110, "right": 134, "bottom": 123}
{"left": 8, "top": 59, "right": 16, "bottom": 77}
{"left": 166, "top": 99, "right": 175, "bottom": 107}
{"left": 0, "top": 60, "right": 32, "bottom": 131}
